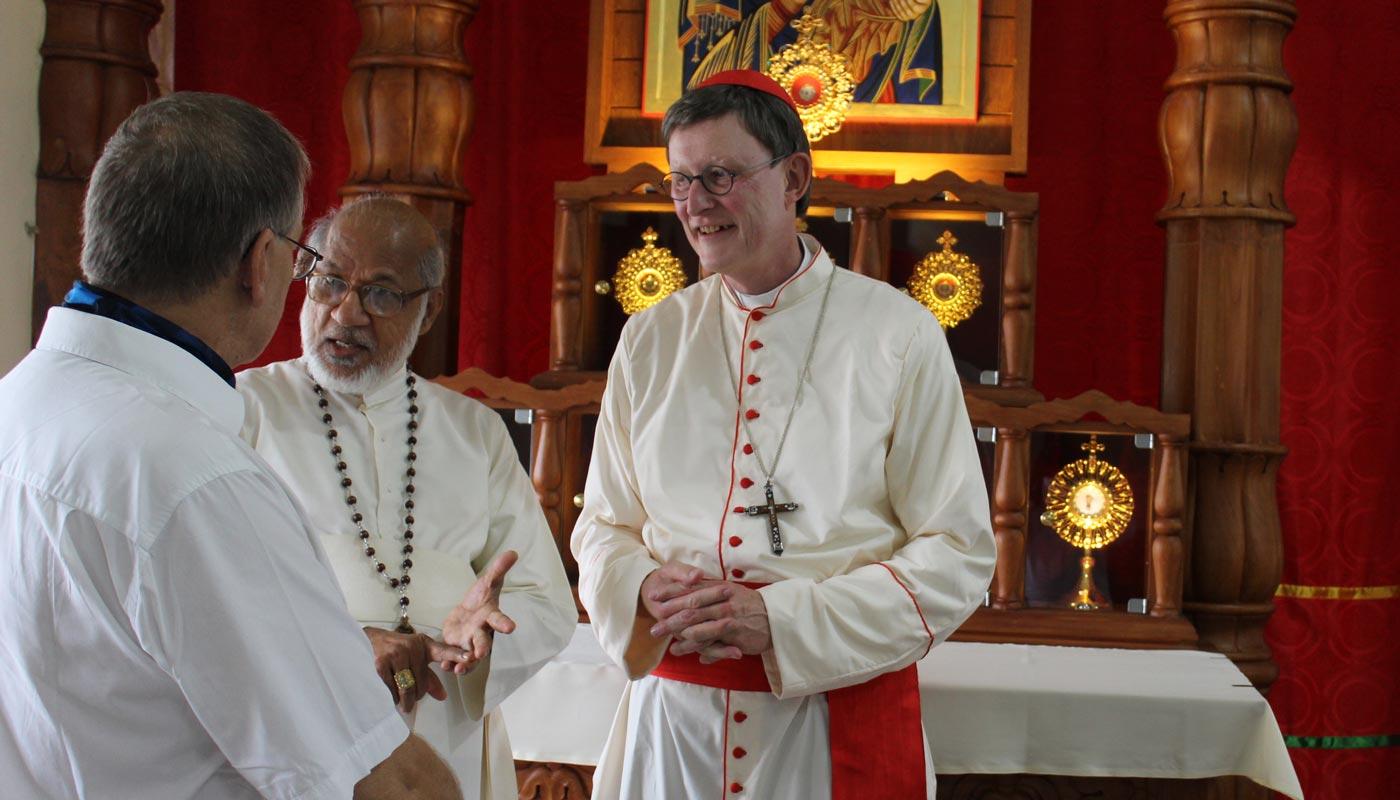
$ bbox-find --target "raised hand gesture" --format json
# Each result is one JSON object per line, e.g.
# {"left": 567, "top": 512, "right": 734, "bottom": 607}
{"left": 441, "top": 550, "right": 519, "bottom": 663}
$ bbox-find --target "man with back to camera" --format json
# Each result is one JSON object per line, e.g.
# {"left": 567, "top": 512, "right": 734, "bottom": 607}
{"left": 572, "top": 71, "right": 996, "bottom": 799}
{"left": 0, "top": 92, "right": 465, "bottom": 799}
{"left": 238, "top": 195, "right": 578, "bottom": 800}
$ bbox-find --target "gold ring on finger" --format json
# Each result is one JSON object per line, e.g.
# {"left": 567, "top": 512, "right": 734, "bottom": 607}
{"left": 393, "top": 668, "right": 416, "bottom": 692}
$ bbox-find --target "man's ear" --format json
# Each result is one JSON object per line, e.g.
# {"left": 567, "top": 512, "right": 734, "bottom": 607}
{"left": 784, "top": 152, "right": 813, "bottom": 209}
{"left": 418, "top": 287, "right": 446, "bottom": 336}
{"left": 239, "top": 228, "right": 279, "bottom": 309}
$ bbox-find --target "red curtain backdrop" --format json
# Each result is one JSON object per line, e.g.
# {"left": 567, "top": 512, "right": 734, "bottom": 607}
{"left": 1263, "top": 5, "right": 1400, "bottom": 794}
{"left": 174, "top": 3, "right": 1399, "bottom": 796}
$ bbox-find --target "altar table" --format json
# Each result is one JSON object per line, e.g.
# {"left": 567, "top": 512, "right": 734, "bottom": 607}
{"left": 500, "top": 624, "right": 1302, "bottom": 799}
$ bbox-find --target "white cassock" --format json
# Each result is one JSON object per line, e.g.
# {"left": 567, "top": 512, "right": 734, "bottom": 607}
{"left": 573, "top": 235, "right": 996, "bottom": 800}
{"left": 239, "top": 360, "right": 578, "bottom": 800}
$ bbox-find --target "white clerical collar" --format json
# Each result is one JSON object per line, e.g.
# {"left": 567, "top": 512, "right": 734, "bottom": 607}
{"left": 732, "top": 236, "right": 813, "bottom": 308}
{"left": 299, "top": 358, "right": 409, "bottom": 408}
{"left": 362, "top": 364, "right": 412, "bottom": 407}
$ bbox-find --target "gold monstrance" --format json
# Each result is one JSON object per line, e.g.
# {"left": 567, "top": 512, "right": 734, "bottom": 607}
{"left": 764, "top": 11, "right": 855, "bottom": 143}
{"left": 1039, "top": 436, "right": 1134, "bottom": 610}
{"left": 906, "top": 231, "right": 984, "bottom": 329}
{"left": 595, "top": 227, "right": 687, "bottom": 315}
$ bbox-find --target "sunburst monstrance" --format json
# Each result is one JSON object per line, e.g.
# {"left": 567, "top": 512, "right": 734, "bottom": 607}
{"left": 1039, "top": 435, "right": 1135, "bottom": 610}
{"left": 764, "top": 11, "right": 855, "bottom": 143}
{"left": 906, "top": 230, "right": 984, "bottom": 329}
{"left": 596, "top": 227, "right": 687, "bottom": 315}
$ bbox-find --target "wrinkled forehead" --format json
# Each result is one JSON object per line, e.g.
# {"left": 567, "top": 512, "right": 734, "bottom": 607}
{"left": 665, "top": 112, "right": 768, "bottom": 169}
{"left": 321, "top": 212, "right": 427, "bottom": 285}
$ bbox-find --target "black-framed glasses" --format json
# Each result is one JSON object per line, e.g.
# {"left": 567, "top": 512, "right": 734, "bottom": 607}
{"left": 304, "top": 273, "right": 436, "bottom": 318}
{"left": 660, "top": 152, "right": 792, "bottom": 201}
{"left": 277, "top": 232, "right": 325, "bottom": 280}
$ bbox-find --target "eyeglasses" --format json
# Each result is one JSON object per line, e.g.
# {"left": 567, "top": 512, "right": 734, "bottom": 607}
{"left": 303, "top": 273, "right": 436, "bottom": 318}
{"left": 277, "top": 232, "right": 325, "bottom": 281}
{"left": 660, "top": 153, "right": 792, "bottom": 201}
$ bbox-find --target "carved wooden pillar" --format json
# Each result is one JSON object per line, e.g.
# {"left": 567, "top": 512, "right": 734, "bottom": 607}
{"left": 515, "top": 760, "right": 594, "bottom": 800}
{"left": 1149, "top": 436, "right": 1187, "bottom": 617}
{"left": 1000, "top": 211, "right": 1036, "bottom": 389}
{"left": 848, "top": 206, "right": 886, "bottom": 279}
{"left": 33, "top": 0, "right": 162, "bottom": 340}
{"left": 531, "top": 409, "right": 574, "bottom": 578}
{"left": 1158, "top": 0, "right": 1297, "bottom": 688}
{"left": 342, "top": 0, "right": 478, "bottom": 378}
{"left": 990, "top": 427, "right": 1028, "bottom": 609}
{"left": 550, "top": 199, "right": 587, "bottom": 371}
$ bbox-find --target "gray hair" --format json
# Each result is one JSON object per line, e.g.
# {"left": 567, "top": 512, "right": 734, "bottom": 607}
{"left": 661, "top": 84, "right": 812, "bottom": 216}
{"left": 304, "top": 195, "right": 446, "bottom": 288}
{"left": 81, "top": 92, "right": 310, "bottom": 301}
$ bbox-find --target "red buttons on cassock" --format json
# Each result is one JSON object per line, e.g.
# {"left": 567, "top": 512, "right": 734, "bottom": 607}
{"left": 734, "top": 711, "right": 748, "bottom": 723}
{"left": 750, "top": 310, "right": 765, "bottom": 321}
{"left": 731, "top": 568, "right": 746, "bottom": 579}
{"left": 733, "top": 747, "right": 747, "bottom": 759}
{"left": 745, "top": 409, "right": 760, "bottom": 420}
{"left": 742, "top": 443, "right": 754, "bottom": 454}
{"left": 739, "top": 477, "right": 754, "bottom": 489}
{"left": 730, "top": 783, "right": 743, "bottom": 794}
{"left": 746, "top": 374, "right": 761, "bottom": 385}
{"left": 728, "top": 536, "right": 743, "bottom": 547}
{"left": 748, "top": 340, "right": 763, "bottom": 350}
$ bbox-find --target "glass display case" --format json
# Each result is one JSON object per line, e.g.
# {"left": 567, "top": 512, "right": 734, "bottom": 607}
{"left": 960, "top": 391, "right": 1196, "bottom": 649}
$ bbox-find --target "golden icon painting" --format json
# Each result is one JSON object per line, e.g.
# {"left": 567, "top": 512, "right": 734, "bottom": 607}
{"left": 907, "top": 230, "right": 983, "bottom": 329}
{"left": 1040, "top": 435, "right": 1134, "bottom": 610}
{"left": 764, "top": 11, "right": 855, "bottom": 143}
{"left": 596, "top": 227, "right": 687, "bottom": 315}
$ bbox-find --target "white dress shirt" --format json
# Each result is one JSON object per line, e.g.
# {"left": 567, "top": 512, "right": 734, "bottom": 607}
{"left": 0, "top": 308, "right": 407, "bottom": 800}
{"left": 573, "top": 236, "right": 996, "bottom": 799}
{"left": 239, "top": 359, "right": 577, "bottom": 800}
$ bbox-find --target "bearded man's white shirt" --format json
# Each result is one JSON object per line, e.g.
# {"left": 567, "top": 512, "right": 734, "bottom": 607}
{"left": 239, "top": 359, "right": 577, "bottom": 800}
{"left": 573, "top": 235, "right": 996, "bottom": 799}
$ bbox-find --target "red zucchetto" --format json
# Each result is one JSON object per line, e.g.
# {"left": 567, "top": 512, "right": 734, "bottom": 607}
{"left": 696, "top": 69, "right": 799, "bottom": 113}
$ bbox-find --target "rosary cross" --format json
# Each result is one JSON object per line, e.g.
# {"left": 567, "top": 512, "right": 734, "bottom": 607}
{"left": 743, "top": 480, "right": 799, "bottom": 556}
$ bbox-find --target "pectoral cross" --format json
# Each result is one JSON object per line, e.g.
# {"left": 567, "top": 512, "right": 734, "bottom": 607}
{"left": 743, "top": 480, "right": 799, "bottom": 556}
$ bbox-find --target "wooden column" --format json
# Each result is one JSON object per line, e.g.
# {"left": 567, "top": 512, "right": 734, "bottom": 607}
{"left": 990, "top": 427, "right": 1028, "bottom": 609}
{"left": 549, "top": 198, "right": 587, "bottom": 371}
{"left": 33, "top": 0, "right": 162, "bottom": 340}
{"left": 1158, "top": 0, "right": 1297, "bottom": 688}
{"left": 342, "top": 0, "right": 478, "bottom": 378}
{"left": 847, "top": 207, "right": 886, "bottom": 279}
{"left": 1000, "top": 210, "right": 1037, "bottom": 389}
{"left": 1149, "top": 436, "right": 1187, "bottom": 618}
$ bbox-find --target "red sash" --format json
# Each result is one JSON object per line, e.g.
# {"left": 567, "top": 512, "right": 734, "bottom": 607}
{"left": 653, "top": 650, "right": 927, "bottom": 799}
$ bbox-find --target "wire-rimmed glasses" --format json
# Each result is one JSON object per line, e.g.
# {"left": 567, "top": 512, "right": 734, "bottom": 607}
{"left": 660, "top": 152, "right": 792, "bottom": 201}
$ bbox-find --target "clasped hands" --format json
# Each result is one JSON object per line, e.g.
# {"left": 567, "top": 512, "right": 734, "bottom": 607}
{"left": 642, "top": 562, "right": 771, "bottom": 664}
{"left": 366, "top": 550, "right": 519, "bottom": 712}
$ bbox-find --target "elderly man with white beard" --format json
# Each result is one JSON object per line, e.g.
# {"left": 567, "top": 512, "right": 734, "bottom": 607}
{"left": 238, "top": 196, "right": 577, "bottom": 800}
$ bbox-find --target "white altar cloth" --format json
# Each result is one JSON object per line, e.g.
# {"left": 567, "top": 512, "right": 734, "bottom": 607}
{"left": 499, "top": 625, "right": 1302, "bottom": 799}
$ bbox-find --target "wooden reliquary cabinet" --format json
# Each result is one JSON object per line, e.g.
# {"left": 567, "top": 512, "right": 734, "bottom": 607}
{"left": 524, "top": 165, "right": 1196, "bottom": 648}
{"left": 959, "top": 391, "right": 1196, "bottom": 648}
